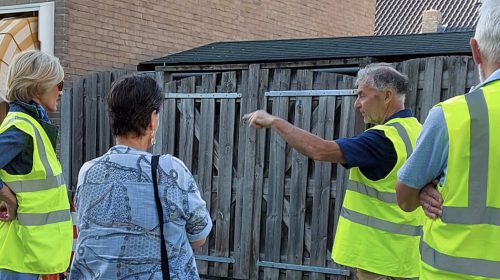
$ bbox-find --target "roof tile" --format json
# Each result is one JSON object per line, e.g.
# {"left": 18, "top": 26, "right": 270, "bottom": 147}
{"left": 376, "top": 0, "right": 480, "bottom": 35}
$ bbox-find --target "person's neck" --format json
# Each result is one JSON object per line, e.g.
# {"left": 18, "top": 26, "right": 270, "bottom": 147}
{"left": 481, "top": 62, "right": 500, "bottom": 81}
{"left": 116, "top": 135, "right": 150, "bottom": 152}
{"left": 379, "top": 103, "right": 405, "bottom": 124}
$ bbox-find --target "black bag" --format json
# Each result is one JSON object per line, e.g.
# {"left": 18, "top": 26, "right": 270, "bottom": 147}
{"left": 151, "top": 155, "right": 170, "bottom": 280}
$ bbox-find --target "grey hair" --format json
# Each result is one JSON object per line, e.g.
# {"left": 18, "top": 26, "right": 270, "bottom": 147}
{"left": 356, "top": 63, "right": 409, "bottom": 98}
{"left": 6, "top": 50, "right": 64, "bottom": 102}
{"left": 475, "top": 0, "right": 500, "bottom": 64}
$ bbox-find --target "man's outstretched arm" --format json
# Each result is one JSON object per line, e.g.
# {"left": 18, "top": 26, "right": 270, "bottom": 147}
{"left": 243, "top": 110, "right": 346, "bottom": 163}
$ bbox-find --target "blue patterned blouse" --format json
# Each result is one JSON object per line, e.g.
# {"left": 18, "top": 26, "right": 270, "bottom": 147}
{"left": 69, "top": 145, "right": 212, "bottom": 280}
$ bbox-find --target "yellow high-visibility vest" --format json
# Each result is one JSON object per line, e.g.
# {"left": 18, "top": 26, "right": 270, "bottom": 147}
{"left": 421, "top": 80, "right": 500, "bottom": 280}
{"left": 332, "top": 117, "right": 423, "bottom": 278}
{"left": 0, "top": 111, "right": 72, "bottom": 274}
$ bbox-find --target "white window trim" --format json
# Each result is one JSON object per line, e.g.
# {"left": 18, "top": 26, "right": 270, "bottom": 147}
{"left": 0, "top": 2, "right": 55, "bottom": 55}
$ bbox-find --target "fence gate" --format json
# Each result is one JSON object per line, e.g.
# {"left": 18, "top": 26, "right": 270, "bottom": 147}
{"left": 153, "top": 68, "right": 360, "bottom": 280}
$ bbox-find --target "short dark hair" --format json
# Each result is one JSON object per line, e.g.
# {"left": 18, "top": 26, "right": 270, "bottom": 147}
{"left": 107, "top": 75, "right": 163, "bottom": 137}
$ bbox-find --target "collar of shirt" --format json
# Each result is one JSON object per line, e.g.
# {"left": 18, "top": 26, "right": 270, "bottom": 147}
{"left": 28, "top": 100, "right": 51, "bottom": 123}
{"left": 470, "top": 68, "right": 500, "bottom": 91}
{"left": 109, "top": 145, "right": 151, "bottom": 156}
{"left": 384, "top": 108, "right": 413, "bottom": 124}
{"left": 9, "top": 100, "right": 51, "bottom": 123}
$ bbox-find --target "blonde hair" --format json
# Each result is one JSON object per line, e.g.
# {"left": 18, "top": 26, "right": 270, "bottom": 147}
{"left": 6, "top": 50, "right": 64, "bottom": 102}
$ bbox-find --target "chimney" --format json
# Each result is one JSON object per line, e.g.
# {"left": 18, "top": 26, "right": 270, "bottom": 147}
{"left": 421, "top": 9, "right": 442, "bottom": 33}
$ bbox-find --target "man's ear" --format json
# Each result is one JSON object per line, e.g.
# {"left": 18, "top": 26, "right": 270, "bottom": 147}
{"left": 384, "top": 90, "right": 394, "bottom": 104}
{"left": 470, "top": 38, "right": 483, "bottom": 65}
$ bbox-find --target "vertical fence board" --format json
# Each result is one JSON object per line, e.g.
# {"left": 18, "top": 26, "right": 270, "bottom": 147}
{"left": 195, "top": 74, "right": 217, "bottom": 274}
{"left": 400, "top": 59, "right": 420, "bottom": 114}
{"left": 70, "top": 78, "right": 84, "bottom": 192}
{"left": 153, "top": 71, "right": 165, "bottom": 155}
{"left": 263, "top": 68, "right": 291, "bottom": 280}
{"left": 96, "top": 72, "right": 108, "bottom": 155}
{"left": 310, "top": 73, "right": 337, "bottom": 280}
{"left": 445, "top": 56, "right": 468, "bottom": 100}
{"left": 164, "top": 81, "right": 177, "bottom": 156}
{"left": 84, "top": 73, "right": 98, "bottom": 161}
{"left": 234, "top": 64, "right": 260, "bottom": 279}
{"left": 250, "top": 68, "right": 269, "bottom": 280}
{"left": 234, "top": 69, "right": 249, "bottom": 279}
{"left": 214, "top": 71, "right": 237, "bottom": 277}
{"left": 60, "top": 87, "right": 72, "bottom": 196}
{"left": 466, "top": 57, "right": 480, "bottom": 90}
{"left": 286, "top": 70, "right": 313, "bottom": 280}
{"left": 178, "top": 77, "right": 196, "bottom": 169}
{"left": 420, "top": 57, "right": 443, "bottom": 121}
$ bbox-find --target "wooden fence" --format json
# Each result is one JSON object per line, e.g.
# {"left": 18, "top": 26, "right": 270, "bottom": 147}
{"left": 61, "top": 55, "right": 479, "bottom": 280}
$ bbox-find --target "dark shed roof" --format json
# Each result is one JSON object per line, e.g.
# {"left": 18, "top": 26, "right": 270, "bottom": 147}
{"left": 138, "top": 31, "right": 474, "bottom": 70}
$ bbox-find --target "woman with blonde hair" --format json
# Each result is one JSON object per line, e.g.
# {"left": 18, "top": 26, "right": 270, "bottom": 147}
{"left": 0, "top": 50, "right": 73, "bottom": 280}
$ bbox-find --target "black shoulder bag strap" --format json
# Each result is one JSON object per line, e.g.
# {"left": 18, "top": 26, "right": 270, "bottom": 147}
{"left": 151, "top": 155, "right": 171, "bottom": 280}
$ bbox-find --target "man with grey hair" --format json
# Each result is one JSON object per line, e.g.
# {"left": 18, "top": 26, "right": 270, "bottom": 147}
{"left": 244, "top": 63, "right": 423, "bottom": 280}
{"left": 396, "top": 0, "right": 500, "bottom": 279}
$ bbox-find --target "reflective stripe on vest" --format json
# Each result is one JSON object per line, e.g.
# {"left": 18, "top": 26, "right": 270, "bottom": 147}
{"left": 341, "top": 208, "right": 421, "bottom": 236}
{"left": 422, "top": 86, "right": 500, "bottom": 278}
{"left": 18, "top": 209, "right": 71, "bottom": 226}
{"left": 440, "top": 91, "right": 496, "bottom": 225}
{"left": 387, "top": 122, "right": 413, "bottom": 157}
{"left": 347, "top": 180, "right": 397, "bottom": 203}
{"left": 421, "top": 238, "right": 500, "bottom": 279}
{"left": 346, "top": 122, "right": 413, "bottom": 205}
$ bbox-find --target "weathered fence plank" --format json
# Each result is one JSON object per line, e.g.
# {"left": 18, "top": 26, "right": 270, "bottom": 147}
{"left": 214, "top": 71, "right": 237, "bottom": 278}
{"left": 84, "top": 73, "right": 98, "bottom": 162}
{"left": 60, "top": 87, "right": 72, "bottom": 193}
{"left": 70, "top": 78, "right": 84, "bottom": 192}
{"left": 445, "top": 56, "right": 468, "bottom": 100}
{"left": 286, "top": 70, "right": 313, "bottom": 280}
{"left": 420, "top": 57, "right": 444, "bottom": 121}
{"left": 164, "top": 80, "right": 177, "bottom": 156}
{"left": 234, "top": 64, "right": 260, "bottom": 279}
{"left": 195, "top": 74, "right": 217, "bottom": 274}
{"left": 152, "top": 71, "right": 165, "bottom": 155}
{"left": 399, "top": 59, "right": 420, "bottom": 115}
{"left": 178, "top": 77, "right": 196, "bottom": 169}
{"left": 250, "top": 68, "right": 269, "bottom": 280}
{"left": 263, "top": 68, "right": 291, "bottom": 280}
{"left": 310, "top": 72, "right": 337, "bottom": 280}
{"left": 95, "top": 72, "right": 107, "bottom": 155}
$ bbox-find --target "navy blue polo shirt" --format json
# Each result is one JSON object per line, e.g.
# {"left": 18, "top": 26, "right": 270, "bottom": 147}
{"left": 336, "top": 109, "right": 413, "bottom": 181}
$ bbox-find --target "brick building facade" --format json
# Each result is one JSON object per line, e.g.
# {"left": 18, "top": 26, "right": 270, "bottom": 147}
{"left": 1, "top": 0, "right": 374, "bottom": 80}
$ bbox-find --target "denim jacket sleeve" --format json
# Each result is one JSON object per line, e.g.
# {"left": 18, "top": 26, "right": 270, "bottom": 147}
{"left": 0, "top": 127, "right": 32, "bottom": 189}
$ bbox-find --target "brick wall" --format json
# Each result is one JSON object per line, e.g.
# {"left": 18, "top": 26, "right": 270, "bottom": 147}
{"left": 2, "top": 0, "right": 374, "bottom": 80}
{"left": 63, "top": 0, "right": 374, "bottom": 79}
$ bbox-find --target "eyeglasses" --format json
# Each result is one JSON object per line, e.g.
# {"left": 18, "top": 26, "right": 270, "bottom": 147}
{"left": 57, "top": 81, "right": 64, "bottom": 91}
